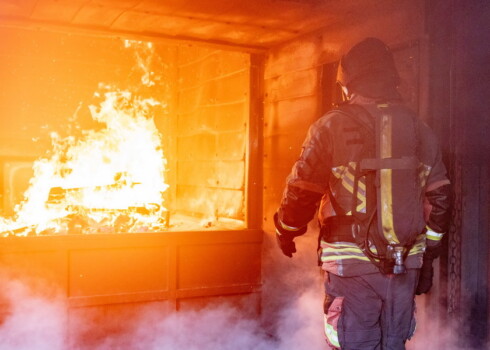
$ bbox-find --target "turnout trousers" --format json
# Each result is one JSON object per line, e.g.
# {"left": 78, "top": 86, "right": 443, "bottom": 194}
{"left": 323, "top": 269, "right": 418, "bottom": 350}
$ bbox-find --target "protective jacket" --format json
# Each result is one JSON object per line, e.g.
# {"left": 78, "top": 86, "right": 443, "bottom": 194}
{"left": 278, "top": 100, "right": 451, "bottom": 277}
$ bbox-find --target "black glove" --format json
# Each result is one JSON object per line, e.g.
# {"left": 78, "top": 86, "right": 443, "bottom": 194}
{"left": 424, "top": 243, "right": 442, "bottom": 260}
{"left": 416, "top": 256, "right": 434, "bottom": 295}
{"left": 273, "top": 212, "right": 307, "bottom": 258}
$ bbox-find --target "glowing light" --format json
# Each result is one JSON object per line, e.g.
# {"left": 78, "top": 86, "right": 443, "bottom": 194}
{"left": 0, "top": 39, "right": 248, "bottom": 235}
{"left": 0, "top": 86, "right": 168, "bottom": 236}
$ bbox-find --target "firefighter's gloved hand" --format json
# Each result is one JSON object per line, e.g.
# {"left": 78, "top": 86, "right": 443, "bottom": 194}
{"left": 276, "top": 235, "right": 297, "bottom": 258}
{"left": 424, "top": 243, "right": 442, "bottom": 260}
{"left": 274, "top": 213, "right": 307, "bottom": 258}
{"left": 416, "top": 255, "right": 434, "bottom": 295}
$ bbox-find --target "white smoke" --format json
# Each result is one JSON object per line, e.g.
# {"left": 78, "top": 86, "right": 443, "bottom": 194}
{"left": 88, "top": 288, "right": 324, "bottom": 350}
{"left": 0, "top": 278, "right": 66, "bottom": 350}
{"left": 407, "top": 302, "right": 460, "bottom": 350}
{"left": 0, "top": 271, "right": 465, "bottom": 350}
{"left": 0, "top": 276, "right": 324, "bottom": 350}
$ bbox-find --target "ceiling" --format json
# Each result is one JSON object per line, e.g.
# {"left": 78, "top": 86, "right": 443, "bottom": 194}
{"left": 0, "top": 0, "right": 390, "bottom": 51}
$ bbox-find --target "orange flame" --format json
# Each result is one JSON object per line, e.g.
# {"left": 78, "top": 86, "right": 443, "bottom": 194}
{"left": 0, "top": 39, "right": 248, "bottom": 235}
{"left": 0, "top": 39, "right": 170, "bottom": 236}
{"left": 1, "top": 87, "right": 168, "bottom": 236}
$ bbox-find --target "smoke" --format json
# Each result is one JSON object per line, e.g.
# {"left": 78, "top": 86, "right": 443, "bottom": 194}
{"left": 0, "top": 275, "right": 472, "bottom": 350}
{"left": 406, "top": 296, "right": 460, "bottom": 350}
{"left": 0, "top": 278, "right": 66, "bottom": 350}
{"left": 0, "top": 251, "right": 468, "bottom": 350}
{"left": 0, "top": 275, "right": 324, "bottom": 350}
{"left": 84, "top": 288, "right": 324, "bottom": 350}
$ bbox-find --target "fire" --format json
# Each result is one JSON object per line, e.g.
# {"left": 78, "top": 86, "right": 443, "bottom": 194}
{"left": 0, "top": 87, "right": 168, "bottom": 236}
{"left": 0, "top": 38, "right": 248, "bottom": 235}
{"left": 0, "top": 39, "right": 170, "bottom": 236}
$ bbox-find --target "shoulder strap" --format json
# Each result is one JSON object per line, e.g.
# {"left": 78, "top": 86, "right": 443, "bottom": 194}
{"left": 334, "top": 104, "right": 375, "bottom": 138}
{"left": 324, "top": 104, "right": 377, "bottom": 219}
{"left": 328, "top": 104, "right": 389, "bottom": 263}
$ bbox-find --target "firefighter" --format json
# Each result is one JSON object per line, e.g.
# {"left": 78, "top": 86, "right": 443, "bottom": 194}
{"left": 274, "top": 37, "right": 451, "bottom": 349}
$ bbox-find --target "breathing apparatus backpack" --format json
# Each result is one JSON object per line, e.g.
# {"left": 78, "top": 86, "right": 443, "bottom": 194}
{"left": 327, "top": 103, "right": 426, "bottom": 274}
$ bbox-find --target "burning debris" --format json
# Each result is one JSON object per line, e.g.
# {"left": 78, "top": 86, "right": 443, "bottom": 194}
{"left": 0, "top": 37, "right": 249, "bottom": 235}
{"left": 0, "top": 87, "right": 169, "bottom": 236}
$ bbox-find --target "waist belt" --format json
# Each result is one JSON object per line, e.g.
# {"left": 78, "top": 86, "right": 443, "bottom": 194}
{"left": 321, "top": 215, "right": 357, "bottom": 243}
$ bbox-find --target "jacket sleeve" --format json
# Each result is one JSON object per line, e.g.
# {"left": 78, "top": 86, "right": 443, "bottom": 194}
{"left": 423, "top": 132, "right": 452, "bottom": 248}
{"left": 278, "top": 117, "right": 333, "bottom": 230}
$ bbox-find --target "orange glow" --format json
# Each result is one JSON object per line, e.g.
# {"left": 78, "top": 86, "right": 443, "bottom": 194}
{"left": 0, "top": 32, "right": 249, "bottom": 235}
{"left": 0, "top": 86, "right": 169, "bottom": 236}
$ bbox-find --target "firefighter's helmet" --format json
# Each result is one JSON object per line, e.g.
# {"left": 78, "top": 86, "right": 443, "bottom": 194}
{"left": 337, "top": 37, "right": 400, "bottom": 100}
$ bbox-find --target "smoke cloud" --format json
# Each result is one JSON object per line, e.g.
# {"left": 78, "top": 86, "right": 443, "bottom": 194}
{"left": 0, "top": 278, "right": 66, "bottom": 350}
{"left": 0, "top": 276, "right": 325, "bottom": 350}
{"left": 93, "top": 289, "right": 324, "bottom": 350}
{"left": 0, "top": 253, "right": 466, "bottom": 350}
{"left": 0, "top": 278, "right": 469, "bottom": 350}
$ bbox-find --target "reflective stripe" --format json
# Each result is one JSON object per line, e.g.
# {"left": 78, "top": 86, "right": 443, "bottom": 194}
{"left": 323, "top": 247, "right": 368, "bottom": 254}
{"left": 410, "top": 240, "right": 426, "bottom": 255}
{"left": 324, "top": 315, "right": 340, "bottom": 348}
{"left": 331, "top": 162, "right": 367, "bottom": 215}
{"left": 320, "top": 234, "right": 425, "bottom": 263}
{"left": 346, "top": 163, "right": 366, "bottom": 192}
{"left": 379, "top": 114, "right": 398, "bottom": 244}
{"left": 321, "top": 242, "right": 372, "bottom": 262}
{"left": 321, "top": 241, "right": 365, "bottom": 249}
{"left": 426, "top": 228, "right": 444, "bottom": 241}
{"left": 278, "top": 220, "right": 302, "bottom": 232}
{"left": 324, "top": 297, "right": 344, "bottom": 348}
{"left": 322, "top": 255, "right": 370, "bottom": 262}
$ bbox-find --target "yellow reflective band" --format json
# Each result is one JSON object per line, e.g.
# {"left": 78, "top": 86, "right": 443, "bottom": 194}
{"left": 379, "top": 114, "right": 399, "bottom": 244}
{"left": 321, "top": 255, "right": 371, "bottom": 262}
{"left": 323, "top": 246, "right": 367, "bottom": 254}
{"left": 279, "top": 220, "right": 302, "bottom": 232}
{"left": 321, "top": 241, "right": 360, "bottom": 249}
{"left": 322, "top": 241, "right": 379, "bottom": 253}
{"left": 409, "top": 242, "right": 426, "bottom": 255}
{"left": 324, "top": 315, "right": 340, "bottom": 348}
{"left": 345, "top": 166, "right": 366, "bottom": 191}
{"left": 337, "top": 165, "right": 367, "bottom": 213}
{"left": 426, "top": 228, "right": 444, "bottom": 241}
{"left": 332, "top": 163, "right": 366, "bottom": 191}
{"left": 342, "top": 180, "right": 355, "bottom": 194}
{"left": 357, "top": 203, "right": 366, "bottom": 212}
{"left": 332, "top": 167, "right": 344, "bottom": 178}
